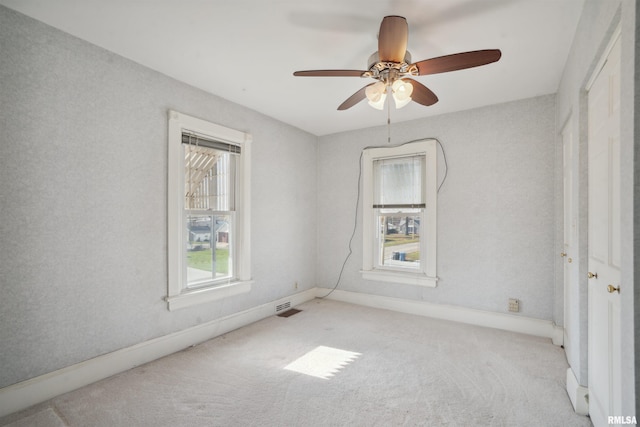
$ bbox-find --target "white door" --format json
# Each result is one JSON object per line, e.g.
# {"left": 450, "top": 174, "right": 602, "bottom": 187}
{"left": 587, "top": 33, "right": 621, "bottom": 427}
{"left": 562, "top": 117, "right": 576, "bottom": 364}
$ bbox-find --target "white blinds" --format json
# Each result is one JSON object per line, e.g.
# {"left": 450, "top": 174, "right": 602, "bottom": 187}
{"left": 181, "top": 133, "right": 241, "bottom": 153}
{"left": 373, "top": 155, "right": 425, "bottom": 208}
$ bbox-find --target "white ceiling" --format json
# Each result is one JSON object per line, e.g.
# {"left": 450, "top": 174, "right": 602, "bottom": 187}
{"left": 1, "top": 0, "right": 585, "bottom": 136}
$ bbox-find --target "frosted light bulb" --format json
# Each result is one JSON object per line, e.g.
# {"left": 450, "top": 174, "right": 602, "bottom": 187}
{"left": 366, "top": 81, "right": 387, "bottom": 110}
{"left": 392, "top": 79, "right": 413, "bottom": 109}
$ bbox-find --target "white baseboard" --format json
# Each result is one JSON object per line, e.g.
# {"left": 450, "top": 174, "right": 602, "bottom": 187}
{"left": 0, "top": 288, "right": 317, "bottom": 418}
{"left": 566, "top": 367, "right": 589, "bottom": 415}
{"left": 316, "top": 288, "right": 564, "bottom": 344}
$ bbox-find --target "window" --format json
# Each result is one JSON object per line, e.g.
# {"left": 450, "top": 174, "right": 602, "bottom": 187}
{"left": 361, "top": 139, "right": 437, "bottom": 287}
{"left": 167, "top": 111, "right": 252, "bottom": 310}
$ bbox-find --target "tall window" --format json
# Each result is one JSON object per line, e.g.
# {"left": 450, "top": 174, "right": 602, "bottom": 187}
{"left": 167, "top": 111, "right": 252, "bottom": 311}
{"left": 362, "top": 139, "right": 437, "bottom": 287}
{"left": 184, "top": 136, "right": 238, "bottom": 287}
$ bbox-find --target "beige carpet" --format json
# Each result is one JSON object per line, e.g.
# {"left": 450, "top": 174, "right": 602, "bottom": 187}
{"left": 1, "top": 299, "right": 591, "bottom": 426}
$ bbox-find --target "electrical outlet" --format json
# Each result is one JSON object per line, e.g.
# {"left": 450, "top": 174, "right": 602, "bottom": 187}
{"left": 294, "top": 281, "right": 298, "bottom": 290}
{"left": 509, "top": 298, "right": 520, "bottom": 313}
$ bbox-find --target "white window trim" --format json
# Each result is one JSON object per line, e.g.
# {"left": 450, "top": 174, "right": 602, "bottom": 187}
{"left": 166, "top": 110, "right": 252, "bottom": 311}
{"left": 361, "top": 139, "right": 438, "bottom": 287}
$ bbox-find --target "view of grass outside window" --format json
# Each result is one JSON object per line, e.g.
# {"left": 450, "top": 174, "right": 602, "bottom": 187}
{"left": 186, "top": 214, "right": 232, "bottom": 285}
{"left": 186, "top": 246, "right": 229, "bottom": 273}
{"left": 378, "top": 212, "right": 421, "bottom": 268}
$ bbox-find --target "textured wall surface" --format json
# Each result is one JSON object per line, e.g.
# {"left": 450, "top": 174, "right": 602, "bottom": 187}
{"left": 317, "top": 95, "right": 557, "bottom": 321}
{"left": 555, "top": 0, "right": 637, "bottom": 413}
{"left": 2, "top": 1, "right": 637, "bottom": 412}
{"left": 0, "top": 6, "right": 317, "bottom": 388}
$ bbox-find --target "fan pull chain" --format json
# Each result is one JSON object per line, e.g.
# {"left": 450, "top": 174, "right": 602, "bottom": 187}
{"left": 387, "top": 84, "right": 391, "bottom": 144}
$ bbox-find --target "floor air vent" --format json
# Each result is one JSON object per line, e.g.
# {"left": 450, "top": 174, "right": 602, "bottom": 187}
{"left": 275, "top": 301, "right": 291, "bottom": 313}
{"left": 277, "top": 308, "right": 301, "bottom": 318}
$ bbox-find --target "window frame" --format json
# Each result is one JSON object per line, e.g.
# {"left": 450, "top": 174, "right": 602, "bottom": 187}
{"left": 167, "top": 110, "right": 252, "bottom": 311}
{"left": 361, "top": 139, "right": 438, "bottom": 287}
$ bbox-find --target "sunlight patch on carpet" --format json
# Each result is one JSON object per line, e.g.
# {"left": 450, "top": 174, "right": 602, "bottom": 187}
{"left": 284, "top": 345, "right": 361, "bottom": 380}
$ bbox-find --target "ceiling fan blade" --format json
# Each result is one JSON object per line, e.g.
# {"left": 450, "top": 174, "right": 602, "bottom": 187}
{"left": 338, "top": 83, "right": 375, "bottom": 110}
{"left": 378, "top": 16, "right": 408, "bottom": 62}
{"left": 413, "top": 49, "right": 502, "bottom": 75}
{"left": 404, "top": 78, "right": 438, "bottom": 106}
{"left": 293, "top": 70, "right": 367, "bottom": 77}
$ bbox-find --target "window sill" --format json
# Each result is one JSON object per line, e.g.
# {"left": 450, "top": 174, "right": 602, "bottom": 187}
{"left": 361, "top": 269, "right": 438, "bottom": 288}
{"left": 166, "top": 280, "right": 253, "bottom": 311}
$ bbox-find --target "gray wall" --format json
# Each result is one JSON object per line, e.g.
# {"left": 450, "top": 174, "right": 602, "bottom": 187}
{"left": 0, "top": 6, "right": 317, "bottom": 388}
{"left": 555, "top": 0, "right": 637, "bottom": 413}
{"left": 2, "top": 2, "right": 637, "bottom": 413}
{"left": 317, "top": 95, "right": 558, "bottom": 321}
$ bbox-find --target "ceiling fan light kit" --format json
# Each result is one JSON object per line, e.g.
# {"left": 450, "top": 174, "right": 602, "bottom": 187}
{"left": 365, "top": 81, "right": 387, "bottom": 110}
{"left": 391, "top": 79, "right": 413, "bottom": 108}
{"left": 293, "top": 15, "right": 501, "bottom": 111}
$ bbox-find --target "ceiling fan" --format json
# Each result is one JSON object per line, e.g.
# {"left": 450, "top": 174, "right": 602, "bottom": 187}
{"left": 293, "top": 15, "right": 501, "bottom": 111}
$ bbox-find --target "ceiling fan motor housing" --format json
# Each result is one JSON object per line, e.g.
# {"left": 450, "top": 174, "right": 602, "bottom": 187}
{"left": 365, "top": 51, "right": 417, "bottom": 82}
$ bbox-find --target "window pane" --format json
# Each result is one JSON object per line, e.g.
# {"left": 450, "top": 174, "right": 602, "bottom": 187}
{"left": 186, "top": 214, "right": 233, "bottom": 286}
{"left": 378, "top": 213, "right": 421, "bottom": 269}
{"left": 373, "top": 155, "right": 425, "bottom": 206}
{"left": 184, "top": 145, "right": 236, "bottom": 210}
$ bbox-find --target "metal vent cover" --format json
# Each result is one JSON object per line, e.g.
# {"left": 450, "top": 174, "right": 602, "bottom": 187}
{"left": 275, "top": 301, "right": 291, "bottom": 313}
